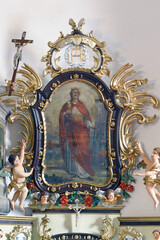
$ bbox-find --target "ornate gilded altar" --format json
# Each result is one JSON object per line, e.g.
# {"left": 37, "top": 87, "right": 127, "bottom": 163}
{"left": 0, "top": 18, "right": 159, "bottom": 239}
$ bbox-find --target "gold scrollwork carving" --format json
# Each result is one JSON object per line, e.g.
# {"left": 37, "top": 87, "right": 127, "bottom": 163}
{"left": 1, "top": 64, "right": 42, "bottom": 110}
{"left": 105, "top": 98, "right": 114, "bottom": 110}
{"left": 41, "top": 18, "right": 112, "bottom": 78}
{"left": 110, "top": 63, "right": 159, "bottom": 168}
{"left": 39, "top": 215, "right": 52, "bottom": 240}
{"left": 118, "top": 226, "right": 143, "bottom": 240}
{"left": 111, "top": 177, "right": 117, "bottom": 183}
{"left": 0, "top": 64, "right": 42, "bottom": 166}
{"left": 101, "top": 216, "right": 115, "bottom": 240}
{"left": 6, "top": 225, "right": 31, "bottom": 240}
{"left": 6, "top": 110, "right": 35, "bottom": 166}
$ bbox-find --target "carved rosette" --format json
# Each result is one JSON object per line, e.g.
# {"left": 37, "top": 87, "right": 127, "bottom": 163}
{"left": 110, "top": 63, "right": 159, "bottom": 168}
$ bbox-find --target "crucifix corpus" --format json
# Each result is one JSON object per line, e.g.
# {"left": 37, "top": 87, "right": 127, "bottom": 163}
{"left": 68, "top": 199, "right": 85, "bottom": 226}
{"left": 8, "top": 31, "right": 33, "bottom": 96}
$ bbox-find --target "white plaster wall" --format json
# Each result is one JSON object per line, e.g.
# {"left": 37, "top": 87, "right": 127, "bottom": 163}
{"left": 0, "top": 0, "right": 160, "bottom": 223}
{"left": 33, "top": 212, "right": 120, "bottom": 239}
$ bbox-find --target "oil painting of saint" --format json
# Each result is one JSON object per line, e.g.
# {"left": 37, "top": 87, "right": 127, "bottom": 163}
{"left": 59, "top": 88, "right": 94, "bottom": 179}
{"left": 44, "top": 81, "right": 110, "bottom": 185}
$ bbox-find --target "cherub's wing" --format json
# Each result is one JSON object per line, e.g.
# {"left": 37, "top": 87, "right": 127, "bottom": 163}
{"left": 32, "top": 192, "right": 41, "bottom": 201}
{"left": 49, "top": 193, "right": 60, "bottom": 204}
{"left": 114, "top": 188, "right": 122, "bottom": 195}
{"left": 96, "top": 190, "right": 105, "bottom": 197}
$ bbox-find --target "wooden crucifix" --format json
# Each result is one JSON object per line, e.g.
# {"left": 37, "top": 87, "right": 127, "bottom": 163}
{"left": 8, "top": 31, "right": 33, "bottom": 96}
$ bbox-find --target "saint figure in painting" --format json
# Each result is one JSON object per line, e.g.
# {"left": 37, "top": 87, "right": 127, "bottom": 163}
{"left": 59, "top": 88, "right": 94, "bottom": 178}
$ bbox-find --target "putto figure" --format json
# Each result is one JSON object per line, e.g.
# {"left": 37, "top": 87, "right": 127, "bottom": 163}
{"left": 0, "top": 229, "right": 3, "bottom": 238}
{"left": 8, "top": 139, "right": 33, "bottom": 212}
{"left": 153, "top": 230, "right": 160, "bottom": 240}
{"left": 29, "top": 191, "right": 60, "bottom": 211}
{"left": 134, "top": 141, "right": 160, "bottom": 209}
{"left": 59, "top": 88, "right": 94, "bottom": 179}
{"left": 96, "top": 189, "right": 124, "bottom": 207}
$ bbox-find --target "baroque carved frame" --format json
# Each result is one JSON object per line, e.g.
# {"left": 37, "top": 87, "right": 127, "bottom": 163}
{"left": 0, "top": 19, "right": 159, "bottom": 196}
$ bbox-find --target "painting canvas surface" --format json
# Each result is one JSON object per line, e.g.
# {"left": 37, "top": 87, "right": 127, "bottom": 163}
{"left": 44, "top": 81, "right": 111, "bottom": 185}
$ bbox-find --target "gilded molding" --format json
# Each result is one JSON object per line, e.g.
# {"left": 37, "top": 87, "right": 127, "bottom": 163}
{"left": 0, "top": 216, "right": 35, "bottom": 221}
{"left": 118, "top": 216, "right": 160, "bottom": 224}
{"left": 40, "top": 77, "right": 115, "bottom": 190}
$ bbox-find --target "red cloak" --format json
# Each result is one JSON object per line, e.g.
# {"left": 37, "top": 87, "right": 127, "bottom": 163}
{"left": 59, "top": 101, "right": 94, "bottom": 176}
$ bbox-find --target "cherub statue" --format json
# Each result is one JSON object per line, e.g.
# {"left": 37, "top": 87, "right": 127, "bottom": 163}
{"left": 30, "top": 191, "right": 60, "bottom": 211}
{"left": 5, "top": 139, "right": 33, "bottom": 212}
{"left": 134, "top": 141, "right": 160, "bottom": 209}
{"left": 96, "top": 189, "right": 124, "bottom": 207}
{"left": 0, "top": 229, "right": 3, "bottom": 238}
{"left": 153, "top": 230, "right": 160, "bottom": 240}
